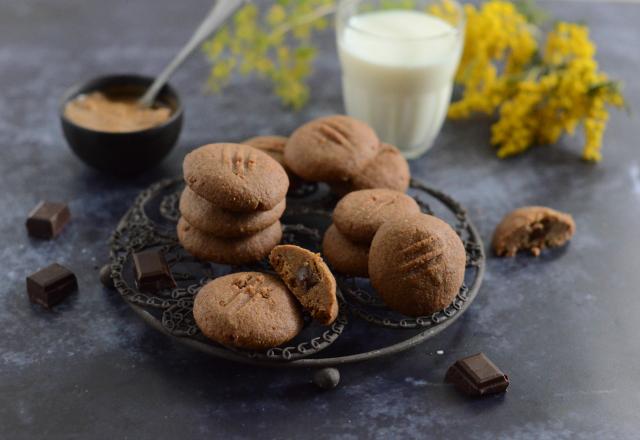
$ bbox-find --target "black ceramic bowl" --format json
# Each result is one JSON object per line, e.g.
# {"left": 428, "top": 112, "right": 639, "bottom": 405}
{"left": 60, "top": 74, "right": 183, "bottom": 176}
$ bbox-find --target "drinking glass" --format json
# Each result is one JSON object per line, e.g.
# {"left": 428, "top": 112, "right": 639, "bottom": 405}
{"left": 336, "top": 0, "right": 465, "bottom": 158}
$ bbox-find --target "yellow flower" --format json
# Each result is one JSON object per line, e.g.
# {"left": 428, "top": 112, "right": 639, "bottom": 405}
{"left": 544, "top": 22, "right": 595, "bottom": 65}
{"left": 440, "top": 1, "right": 537, "bottom": 119}
{"left": 433, "top": 1, "right": 626, "bottom": 162}
{"left": 427, "top": 0, "right": 462, "bottom": 26}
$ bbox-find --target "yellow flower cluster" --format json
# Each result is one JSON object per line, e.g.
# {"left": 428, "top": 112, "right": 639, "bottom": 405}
{"left": 203, "top": 0, "right": 332, "bottom": 109}
{"left": 444, "top": 1, "right": 625, "bottom": 161}
{"left": 447, "top": 1, "right": 537, "bottom": 118}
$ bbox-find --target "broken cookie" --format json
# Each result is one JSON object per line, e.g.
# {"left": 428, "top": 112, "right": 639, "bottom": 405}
{"left": 492, "top": 206, "right": 576, "bottom": 257}
{"left": 269, "top": 244, "right": 339, "bottom": 325}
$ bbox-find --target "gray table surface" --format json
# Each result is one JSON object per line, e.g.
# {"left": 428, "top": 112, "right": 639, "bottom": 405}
{"left": 1, "top": 0, "right": 639, "bottom": 439}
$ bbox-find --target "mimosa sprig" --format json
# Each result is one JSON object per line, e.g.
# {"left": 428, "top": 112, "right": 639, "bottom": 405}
{"left": 433, "top": 1, "right": 625, "bottom": 161}
{"left": 203, "top": 0, "right": 336, "bottom": 110}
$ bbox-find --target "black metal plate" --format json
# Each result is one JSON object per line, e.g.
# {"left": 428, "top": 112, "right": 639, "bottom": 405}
{"left": 109, "top": 177, "right": 485, "bottom": 367}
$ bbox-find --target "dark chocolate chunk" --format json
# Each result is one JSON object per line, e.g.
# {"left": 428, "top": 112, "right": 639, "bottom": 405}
{"left": 445, "top": 353, "right": 509, "bottom": 397}
{"left": 133, "top": 250, "right": 176, "bottom": 292}
{"left": 26, "top": 201, "right": 71, "bottom": 239}
{"left": 296, "top": 264, "right": 319, "bottom": 292}
{"left": 99, "top": 264, "right": 114, "bottom": 289}
{"left": 26, "top": 263, "right": 77, "bottom": 309}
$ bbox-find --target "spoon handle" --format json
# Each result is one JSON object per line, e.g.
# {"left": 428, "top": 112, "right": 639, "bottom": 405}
{"left": 139, "top": 0, "right": 247, "bottom": 107}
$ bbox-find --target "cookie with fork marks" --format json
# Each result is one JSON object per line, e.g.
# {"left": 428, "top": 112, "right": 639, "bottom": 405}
{"left": 183, "top": 143, "right": 289, "bottom": 212}
{"left": 284, "top": 115, "right": 380, "bottom": 183}
{"left": 193, "top": 272, "right": 303, "bottom": 350}
{"left": 369, "top": 213, "right": 466, "bottom": 317}
{"left": 333, "top": 189, "right": 420, "bottom": 244}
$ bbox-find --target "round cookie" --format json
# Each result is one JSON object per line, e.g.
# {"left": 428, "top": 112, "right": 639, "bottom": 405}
{"left": 244, "top": 135, "right": 303, "bottom": 186}
{"left": 243, "top": 135, "right": 287, "bottom": 167}
{"left": 179, "top": 187, "right": 285, "bottom": 238}
{"left": 331, "top": 143, "right": 411, "bottom": 195}
{"left": 269, "top": 244, "right": 338, "bottom": 325}
{"left": 369, "top": 213, "right": 466, "bottom": 317}
{"left": 183, "top": 143, "right": 289, "bottom": 212}
{"left": 193, "top": 272, "right": 303, "bottom": 350}
{"left": 333, "top": 189, "right": 421, "bottom": 244}
{"left": 322, "top": 224, "right": 370, "bottom": 278}
{"left": 284, "top": 115, "right": 380, "bottom": 182}
{"left": 492, "top": 206, "right": 576, "bottom": 257}
{"left": 177, "top": 217, "right": 282, "bottom": 265}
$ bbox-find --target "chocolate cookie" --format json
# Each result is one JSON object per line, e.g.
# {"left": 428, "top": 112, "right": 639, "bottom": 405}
{"left": 369, "top": 214, "right": 466, "bottom": 317}
{"left": 183, "top": 143, "right": 288, "bottom": 212}
{"left": 179, "top": 187, "right": 285, "bottom": 238}
{"left": 331, "top": 143, "right": 411, "bottom": 195}
{"left": 244, "top": 135, "right": 304, "bottom": 187}
{"left": 492, "top": 206, "right": 576, "bottom": 257}
{"left": 284, "top": 115, "right": 380, "bottom": 182}
{"left": 269, "top": 244, "right": 338, "bottom": 325}
{"left": 322, "top": 224, "right": 369, "bottom": 277}
{"left": 333, "top": 189, "right": 420, "bottom": 244}
{"left": 193, "top": 272, "right": 303, "bottom": 350}
{"left": 243, "top": 135, "right": 287, "bottom": 167}
{"left": 177, "top": 217, "right": 282, "bottom": 265}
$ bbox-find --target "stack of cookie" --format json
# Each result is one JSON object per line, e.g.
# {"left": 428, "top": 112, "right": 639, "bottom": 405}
{"left": 283, "top": 115, "right": 411, "bottom": 195}
{"left": 322, "top": 189, "right": 421, "bottom": 277}
{"left": 178, "top": 143, "right": 289, "bottom": 265}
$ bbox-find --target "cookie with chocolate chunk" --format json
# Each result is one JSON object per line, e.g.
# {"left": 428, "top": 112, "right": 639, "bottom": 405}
{"left": 193, "top": 272, "right": 303, "bottom": 350}
{"left": 284, "top": 115, "right": 380, "bottom": 182}
{"left": 369, "top": 213, "right": 466, "bottom": 317}
{"left": 179, "top": 187, "right": 285, "bottom": 238}
{"left": 333, "top": 189, "right": 420, "bottom": 244}
{"left": 492, "top": 206, "right": 576, "bottom": 257}
{"left": 183, "top": 143, "right": 289, "bottom": 212}
{"left": 331, "top": 143, "right": 411, "bottom": 195}
{"left": 269, "top": 244, "right": 338, "bottom": 325}
{"left": 322, "top": 224, "right": 370, "bottom": 278}
{"left": 177, "top": 217, "right": 282, "bottom": 265}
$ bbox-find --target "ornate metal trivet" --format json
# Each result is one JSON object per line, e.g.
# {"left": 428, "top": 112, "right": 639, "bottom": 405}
{"left": 109, "top": 177, "right": 485, "bottom": 368}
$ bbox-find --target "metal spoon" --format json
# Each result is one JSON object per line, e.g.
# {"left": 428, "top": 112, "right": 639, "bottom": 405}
{"left": 138, "top": 0, "right": 246, "bottom": 107}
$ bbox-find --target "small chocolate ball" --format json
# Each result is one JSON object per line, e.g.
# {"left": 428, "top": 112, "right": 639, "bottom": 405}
{"left": 99, "top": 264, "right": 114, "bottom": 289}
{"left": 313, "top": 368, "right": 340, "bottom": 390}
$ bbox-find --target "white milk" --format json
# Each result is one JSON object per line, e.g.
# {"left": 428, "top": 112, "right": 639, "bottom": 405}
{"left": 337, "top": 9, "right": 463, "bottom": 158}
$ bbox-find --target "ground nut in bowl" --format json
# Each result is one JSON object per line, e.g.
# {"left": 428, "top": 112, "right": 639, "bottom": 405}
{"left": 60, "top": 74, "right": 183, "bottom": 176}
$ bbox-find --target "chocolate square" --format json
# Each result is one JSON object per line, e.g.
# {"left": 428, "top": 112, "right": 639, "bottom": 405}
{"left": 133, "top": 250, "right": 176, "bottom": 292}
{"left": 445, "top": 353, "right": 509, "bottom": 397}
{"left": 26, "top": 263, "right": 77, "bottom": 309}
{"left": 26, "top": 201, "right": 71, "bottom": 239}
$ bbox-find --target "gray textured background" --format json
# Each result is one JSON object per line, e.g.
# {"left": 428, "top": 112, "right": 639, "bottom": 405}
{"left": 1, "top": 0, "right": 639, "bottom": 438}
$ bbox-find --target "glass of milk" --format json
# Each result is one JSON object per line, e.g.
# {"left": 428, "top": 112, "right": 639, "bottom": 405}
{"left": 336, "top": 0, "right": 465, "bottom": 158}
